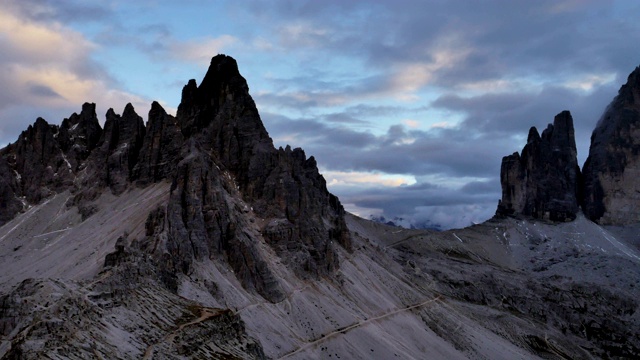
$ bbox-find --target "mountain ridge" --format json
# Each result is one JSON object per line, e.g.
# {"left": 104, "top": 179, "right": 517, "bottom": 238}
{"left": 0, "top": 54, "right": 351, "bottom": 303}
{"left": 0, "top": 55, "right": 638, "bottom": 359}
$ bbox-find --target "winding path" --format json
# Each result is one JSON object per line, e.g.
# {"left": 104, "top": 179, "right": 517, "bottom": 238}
{"left": 278, "top": 295, "right": 443, "bottom": 359}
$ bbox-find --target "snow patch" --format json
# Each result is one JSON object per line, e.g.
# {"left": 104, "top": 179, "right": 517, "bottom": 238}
{"left": 598, "top": 227, "right": 640, "bottom": 262}
{"left": 61, "top": 152, "right": 72, "bottom": 170}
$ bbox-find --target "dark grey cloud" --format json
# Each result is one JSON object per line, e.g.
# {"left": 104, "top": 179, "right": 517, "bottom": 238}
{"left": 322, "top": 113, "right": 370, "bottom": 126}
{"left": 460, "top": 180, "right": 498, "bottom": 195}
{"left": 262, "top": 112, "right": 510, "bottom": 179}
{"left": 332, "top": 179, "right": 500, "bottom": 229}
{"left": 347, "top": 183, "right": 498, "bottom": 210}
{"left": 28, "top": 83, "right": 62, "bottom": 98}
{"left": 241, "top": 0, "right": 640, "bottom": 91}
{"left": 255, "top": 73, "right": 394, "bottom": 111}
{"left": 432, "top": 81, "right": 620, "bottom": 164}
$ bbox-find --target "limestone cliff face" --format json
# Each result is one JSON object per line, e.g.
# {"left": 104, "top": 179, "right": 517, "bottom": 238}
{"left": 582, "top": 67, "right": 640, "bottom": 225}
{"left": 0, "top": 54, "right": 351, "bottom": 302}
{"left": 133, "top": 101, "right": 184, "bottom": 185}
{"left": 57, "top": 102, "right": 103, "bottom": 172}
{"left": 171, "top": 55, "right": 351, "bottom": 280}
{"left": 101, "top": 104, "right": 146, "bottom": 194}
{"left": 0, "top": 103, "right": 105, "bottom": 214}
{"left": 0, "top": 157, "right": 21, "bottom": 225}
{"left": 497, "top": 111, "right": 581, "bottom": 221}
{"left": 1, "top": 118, "right": 73, "bottom": 205}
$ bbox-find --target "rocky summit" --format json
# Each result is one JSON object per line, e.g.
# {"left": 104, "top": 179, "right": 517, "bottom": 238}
{"left": 497, "top": 110, "right": 581, "bottom": 221}
{"left": 0, "top": 56, "right": 639, "bottom": 359}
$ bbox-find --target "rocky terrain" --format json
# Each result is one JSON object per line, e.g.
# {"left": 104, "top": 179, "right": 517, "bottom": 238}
{"left": 0, "top": 55, "right": 638, "bottom": 359}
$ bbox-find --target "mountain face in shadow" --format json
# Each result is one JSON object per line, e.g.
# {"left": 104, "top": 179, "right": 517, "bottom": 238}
{"left": 498, "top": 66, "right": 640, "bottom": 228}
{"left": 497, "top": 110, "right": 580, "bottom": 222}
{"left": 582, "top": 66, "right": 640, "bottom": 225}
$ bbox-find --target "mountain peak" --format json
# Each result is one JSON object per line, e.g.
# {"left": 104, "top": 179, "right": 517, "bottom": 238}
{"left": 497, "top": 111, "right": 580, "bottom": 221}
{"left": 203, "top": 54, "right": 241, "bottom": 83}
{"left": 177, "top": 54, "right": 260, "bottom": 139}
{"left": 0, "top": 54, "right": 351, "bottom": 303}
{"left": 122, "top": 102, "right": 136, "bottom": 116}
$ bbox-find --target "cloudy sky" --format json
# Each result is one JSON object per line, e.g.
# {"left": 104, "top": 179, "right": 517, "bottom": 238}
{"left": 1, "top": 0, "right": 639, "bottom": 229}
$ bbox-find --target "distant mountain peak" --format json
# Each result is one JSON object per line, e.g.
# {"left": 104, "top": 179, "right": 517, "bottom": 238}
{"left": 497, "top": 110, "right": 580, "bottom": 221}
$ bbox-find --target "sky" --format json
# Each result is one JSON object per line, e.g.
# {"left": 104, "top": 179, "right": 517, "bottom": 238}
{"left": 1, "top": 0, "right": 639, "bottom": 229}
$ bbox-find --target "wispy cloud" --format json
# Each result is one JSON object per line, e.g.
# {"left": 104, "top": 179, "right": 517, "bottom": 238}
{"left": 324, "top": 170, "right": 416, "bottom": 188}
{"left": 0, "top": 5, "right": 151, "bottom": 145}
{"left": 169, "top": 35, "right": 238, "bottom": 65}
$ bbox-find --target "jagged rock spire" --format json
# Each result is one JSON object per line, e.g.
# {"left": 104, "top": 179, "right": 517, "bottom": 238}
{"left": 100, "top": 103, "right": 146, "bottom": 194}
{"left": 133, "top": 101, "right": 183, "bottom": 185}
{"left": 497, "top": 111, "right": 581, "bottom": 221}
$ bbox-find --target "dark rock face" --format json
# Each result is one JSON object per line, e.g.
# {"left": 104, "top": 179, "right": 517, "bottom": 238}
{"left": 497, "top": 111, "right": 580, "bottom": 221}
{"left": 57, "top": 102, "right": 102, "bottom": 171}
{"left": 139, "top": 139, "right": 285, "bottom": 301}
{"left": 582, "top": 67, "right": 640, "bottom": 225}
{"left": 102, "top": 104, "right": 146, "bottom": 194}
{"left": 133, "top": 101, "right": 184, "bottom": 185}
{"left": 0, "top": 103, "right": 104, "bottom": 224}
{"left": 4, "top": 117, "right": 72, "bottom": 204}
{"left": 258, "top": 145, "right": 350, "bottom": 276}
{"left": 0, "top": 157, "right": 21, "bottom": 225}
{"left": 72, "top": 104, "right": 147, "bottom": 203}
{"left": 172, "top": 55, "right": 351, "bottom": 280}
{"left": 133, "top": 55, "right": 351, "bottom": 300}
{"left": 103, "top": 234, "right": 131, "bottom": 268}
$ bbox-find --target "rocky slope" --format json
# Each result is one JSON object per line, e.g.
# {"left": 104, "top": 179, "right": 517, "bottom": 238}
{"left": 0, "top": 56, "right": 638, "bottom": 359}
{"left": 497, "top": 111, "right": 581, "bottom": 221}
{"left": 582, "top": 66, "right": 640, "bottom": 225}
